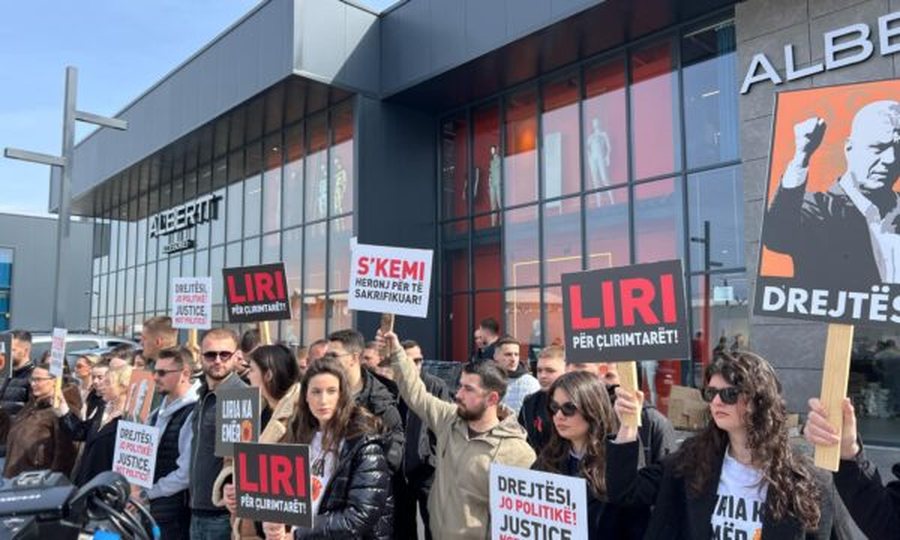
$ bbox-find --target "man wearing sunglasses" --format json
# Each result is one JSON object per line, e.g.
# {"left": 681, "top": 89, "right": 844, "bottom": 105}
{"left": 189, "top": 328, "right": 247, "bottom": 540}
{"left": 140, "top": 346, "right": 198, "bottom": 540}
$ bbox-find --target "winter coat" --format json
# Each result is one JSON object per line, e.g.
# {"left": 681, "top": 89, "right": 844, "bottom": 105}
{"left": 0, "top": 362, "right": 35, "bottom": 456}
{"left": 605, "top": 439, "right": 852, "bottom": 539}
{"left": 212, "top": 383, "right": 302, "bottom": 540}
{"left": 390, "top": 347, "right": 536, "bottom": 540}
{"left": 3, "top": 384, "right": 82, "bottom": 478}
{"left": 60, "top": 403, "right": 121, "bottom": 487}
{"left": 832, "top": 450, "right": 900, "bottom": 540}
{"left": 292, "top": 433, "right": 394, "bottom": 540}
{"left": 501, "top": 362, "right": 540, "bottom": 415}
{"left": 354, "top": 369, "right": 404, "bottom": 474}
{"left": 518, "top": 390, "right": 551, "bottom": 453}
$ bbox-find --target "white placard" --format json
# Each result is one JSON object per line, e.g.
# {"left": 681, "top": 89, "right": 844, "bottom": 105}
{"left": 490, "top": 463, "right": 588, "bottom": 540}
{"left": 170, "top": 276, "right": 213, "bottom": 330}
{"left": 113, "top": 421, "right": 160, "bottom": 489}
{"left": 349, "top": 243, "right": 433, "bottom": 318}
{"left": 49, "top": 328, "right": 67, "bottom": 378}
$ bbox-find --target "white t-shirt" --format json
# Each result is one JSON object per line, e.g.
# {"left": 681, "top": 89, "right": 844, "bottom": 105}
{"left": 710, "top": 449, "right": 767, "bottom": 540}
{"left": 309, "top": 431, "right": 341, "bottom": 518}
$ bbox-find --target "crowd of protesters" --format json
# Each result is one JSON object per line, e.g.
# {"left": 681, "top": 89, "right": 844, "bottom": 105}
{"left": 0, "top": 315, "right": 896, "bottom": 540}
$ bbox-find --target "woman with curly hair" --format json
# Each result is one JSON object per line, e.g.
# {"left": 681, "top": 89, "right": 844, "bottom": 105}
{"left": 606, "top": 351, "right": 850, "bottom": 539}
{"left": 533, "top": 371, "right": 648, "bottom": 538}
{"left": 261, "top": 356, "right": 393, "bottom": 540}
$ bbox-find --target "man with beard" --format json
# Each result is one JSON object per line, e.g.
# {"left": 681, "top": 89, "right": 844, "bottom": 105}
{"left": 382, "top": 330, "right": 535, "bottom": 539}
{"left": 189, "top": 328, "right": 247, "bottom": 539}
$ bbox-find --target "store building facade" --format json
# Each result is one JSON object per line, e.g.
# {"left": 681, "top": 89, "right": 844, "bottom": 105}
{"left": 62, "top": 0, "right": 900, "bottom": 446}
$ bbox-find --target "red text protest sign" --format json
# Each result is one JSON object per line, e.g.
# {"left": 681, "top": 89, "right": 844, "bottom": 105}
{"left": 223, "top": 263, "right": 291, "bottom": 323}
{"left": 490, "top": 464, "right": 587, "bottom": 540}
{"left": 113, "top": 421, "right": 160, "bottom": 489}
{"left": 49, "top": 328, "right": 67, "bottom": 378}
{"left": 349, "top": 243, "right": 433, "bottom": 318}
{"left": 170, "top": 276, "right": 212, "bottom": 329}
{"left": 561, "top": 260, "right": 689, "bottom": 363}
{"left": 234, "top": 442, "right": 313, "bottom": 528}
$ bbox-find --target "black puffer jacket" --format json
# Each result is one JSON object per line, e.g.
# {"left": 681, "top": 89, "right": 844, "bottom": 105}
{"left": 355, "top": 369, "right": 404, "bottom": 474}
{"left": 0, "top": 362, "right": 34, "bottom": 417}
{"left": 294, "top": 433, "right": 394, "bottom": 540}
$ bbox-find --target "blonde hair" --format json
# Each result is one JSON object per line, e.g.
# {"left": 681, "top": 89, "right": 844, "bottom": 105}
{"left": 107, "top": 365, "right": 134, "bottom": 392}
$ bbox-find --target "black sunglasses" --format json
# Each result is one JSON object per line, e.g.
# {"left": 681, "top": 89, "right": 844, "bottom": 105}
{"left": 701, "top": 386, "right": 741, "bottom": 405}
{"left": 548, "top": 401, "right": 579, "bottom": 417}
{"left": 202, "top": 350, "right": 235, "bottom": 361}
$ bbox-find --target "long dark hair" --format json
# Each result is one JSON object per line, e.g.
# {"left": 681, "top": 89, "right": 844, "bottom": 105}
{"left": 535, "top": 371, "right": 617, "bottom": 497}
{"left": 283, "top": 357, "right": 380, "bottom": 454}
{"left": 674, "top": 351, "right": 821, "bottom": 530}
{"left": 250, "top": 345, "right": 299, "bottom": 402}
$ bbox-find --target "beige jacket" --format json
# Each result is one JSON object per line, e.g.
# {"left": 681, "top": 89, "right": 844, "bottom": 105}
{"left": 390, "top": 348, "right": 536, "bottom": 540}
{"left": 212, "top": 382, "right": 301, "bottom": 540}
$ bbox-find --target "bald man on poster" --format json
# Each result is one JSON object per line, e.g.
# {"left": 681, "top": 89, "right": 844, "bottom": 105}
{"left": 763, "top": 100, "right": 900, "bottom": 289}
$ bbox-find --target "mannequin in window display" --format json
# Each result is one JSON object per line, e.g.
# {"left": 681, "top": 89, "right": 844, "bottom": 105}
{"left": 332, "top": 157, "right": 347, "bottom": 217}
{"left": 317, "top": 161, "right": 328, "bottom": 219}
{"left": 489, "top": 145, "right": 502, "bottom": 225}
{"left": 586, "top": 117, "right": 614, "bottom": 205}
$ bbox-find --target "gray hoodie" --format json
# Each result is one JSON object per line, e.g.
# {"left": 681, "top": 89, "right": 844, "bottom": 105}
{"left": 147, "top": 389, "right": 198, "bottom": 499}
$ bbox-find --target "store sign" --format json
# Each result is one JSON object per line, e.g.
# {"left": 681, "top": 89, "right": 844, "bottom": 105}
{"left": 149, "top": 193, "right": 220, "bottom": 241}
{"left": 741, "top": 11, "right": 900, "bottom": 94}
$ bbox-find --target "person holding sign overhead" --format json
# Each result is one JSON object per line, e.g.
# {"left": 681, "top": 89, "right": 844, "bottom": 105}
{"left": 606, "top": 352, "right": 851, "bottom": 539}
{"left": 261, "top": 357, "right": 393, "bottom": 540}
{"left": 380, "top": 330, "right": 535, "bottom": 540}
{"left": 533, "top": 371, "right": 647, "bottom": 538}
{"left": 804, "top": 396, "right": 900, "bottom": 540}
{"left": 216, "top": 344, "right": 302, "bottom": 540}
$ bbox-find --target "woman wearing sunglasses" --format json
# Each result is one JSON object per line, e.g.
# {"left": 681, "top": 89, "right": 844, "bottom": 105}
{"left": 261, "top": 357, "right": 393, "bottom": 540}
{"left": 533, "top": 371, "right": 648, "bottom": 538}
{"left": 216, "top": 344, "right": 302, "bottom": 539}
{"left": 606, "top": 351, "right": 850, "bottom": 539}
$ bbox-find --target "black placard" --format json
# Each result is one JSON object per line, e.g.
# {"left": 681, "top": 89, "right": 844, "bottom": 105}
{"left": 561, "top": 260, "right": 689, "bottom": 363}
{"left": 234, "top": 443, "right": 313, "bottom": 528}
{"left": 215, "top": 387, "right": 261, "bottom": 457}
{"left": 223, "top": 263, "right": 291, "bottom": 323}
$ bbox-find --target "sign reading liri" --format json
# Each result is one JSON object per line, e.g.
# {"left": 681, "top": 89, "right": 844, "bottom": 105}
{"left": 234, "top": 443, "right": 313, "bottom": 528}
{"left": 561, "top": 260, "right": 689, "bottom": 363}
{"left": 223, "top": 263, "right": 291, "bottom": 323}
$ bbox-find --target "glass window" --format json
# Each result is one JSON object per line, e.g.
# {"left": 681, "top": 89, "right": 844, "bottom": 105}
{"left": 213, "top": 158, "right": 227, "bottom": 189}
{"left": 543, "top": 196, "right": 582, "bottom": 283}
{"left": 263, "top": 133, "right": 283, "bottom": 233}
{"left": 682, "top": 20, "right": 738, "bottom": 169}
{"left": 443, "top": 242, "right": 469, "bottom": 294}
{"left": 226, "top": 180, "right": 243, "bottom": 242}
{"left": 303, "top": 297, "right": 326, "bottom": 344}
{"left": 586, "top": 187, "right": 630, "bottom": 269}
{"left": 195, "top": 249, "right": 209, "bottom": 279}
{"left": 210, "top": 188, "right": 226, "bottom": 246}
{"left": 0, "top": 248, "right": 11, "bottom": 288}
{"left": 472, "top": 103, "right": 501, "bottom": 227}
{"left": 214, "top": 118, "right": 229, "bottom": 158}
{"left": 631, "top": 40, "right": 681, "bottom": 179}
{"left": 541, "top": 73, "right": 581, "bottom": 198}
{"left": 283, "top": 227, "right": 302, "bottom": 341}
{"left": 91, "top": 276, "right": 99, "bottom": 319}
{"left": 244, "top": 175, "right": 262, "bottom": 238}
{"left": 136, "top": 218, "right": 147, "bottom": 266}
{"left": 504, "top": 205, "right": 539, "bottom": 288}
{"left": 583, "top": 57, "right": 628, "bottom": 190}
{"left": 243, "top": 237, "right": 260, "bottom": 266}
{"left": 441, "top": 115, "right": 469, "bottom": 220}
{"left": 305, "top": 114, "right": 329, "bottom": 223}
{"left": 262, "top": 232, "right": 280, "bottom": 264}
{"left": 134, "top": 265, "right": 145, "bottom": 314}
{"left": 504, "top": 89, "right": 538, "bottom": 207}
{"left": 226, "top": 242, "right": 242, "bottom": 268}
{"left": 99, "top": 273, "right": 109, "bottom": 319}
{"left": 506, "top": 287, "right": 541, "bottom": 349}
{"left": 328, "top": 292, "right": 350, "bottom": 332}
{"left": 305, "top": 222, "right": 327, "bottom": 295}
{"left": 265, "top": 84, "right": 284, "bottom": 134}
{"left": 109, "top": 220, "right": 119, "bottom": 270}
{"left": 116, "top": 270, "right": 125, "bottom": 315}
{"left": 331, "top": 102, "right": 354, "bottom": 216}
{"left": 210, "top": 247, "right": 225, "bottom": 306}
{"left": 544, "top": 285, "right": 565, "bottom": 347}
{"left": 474, "top": 241, "right": 501, "bottom": 290}
{"left": 144, "top": 263, "right": 156, "bottom": 313}
{"left": 283, "top": 124, "right": 304, "bottom": 228}
{"left": 474, "top": 291, "right": 503, "bottom": 351}
{"left": 690, "top": 273, "right": 750, "bottom": 372}
{"left": 125, "top": 267, "right": 135, "bottom": 314}
{"left": 634, "top": 178, "right": 684, "bottom": 263}
{"left": 329, "top": 217, "right": 352, "bottom": 292}
{"left": 246, "top": 96, "right": 264, "bottom": 144}
{"left": 851, "top": 327, "right": 900, "bottom": 445}
{"left": 688, "top": 166, "right": 743, "bottom": 271}
{"left": 443, "top": 293, "right": 470, "bottom": 362}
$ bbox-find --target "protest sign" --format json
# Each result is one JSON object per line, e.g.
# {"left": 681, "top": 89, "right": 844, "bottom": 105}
{"left": 124, "top": 370, "right": 156, "bottom": 424}
{"left": 755, "top": 79, "right": 900, "bottom": 328}
{"left": 0, "top": 333, "right": 12, "bottom": 382}
{"left": 561, "top": 260, "right": 689, "bottom": 363}
{"left": 112, "top": 421, "right": 160, "bottom": 489}
{"left": 490, "top": 464, "right": 587, "bottom": 540}
{"left": 49, "top": 328, "right": 67, "bottom": 378}
{"left": 215, "top": 387, "right": 261, "bottom": 457}
{"left": 170, "top": 276, "right": 212, "bottom": 329}
{"left": 349, "top": 243, "right": 433, "bottom": 318}
{"left": 234, "top": 443, "right": 312, "bottom": 528}
{"left": 223, "top": 263, "right": 291, "bottom": 323}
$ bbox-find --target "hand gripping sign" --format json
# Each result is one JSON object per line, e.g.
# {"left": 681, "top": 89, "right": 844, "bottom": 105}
{"left": 349, "top": 243, "right": 433, "bottom": 318}
{"left": 223, "top": 263, "right": 292, "bottom": 323}
{"left": 234, "top": 443, "right": 313, "bottom": 528}
{"left": 490, "top": 464, "right": 588, "bottom": 540}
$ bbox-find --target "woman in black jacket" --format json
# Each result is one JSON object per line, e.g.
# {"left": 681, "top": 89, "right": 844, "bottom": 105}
{"left": 533, "top": 371, "right": 647, "bottom": 538}
{"left": 56, "top": 363, "right": 131, "bottom": 486}
{"left": 607, "top": 351, "right": 850, "bottom": 540}
{"left": 262, "top": 357, "right": 393, "bottom": 540}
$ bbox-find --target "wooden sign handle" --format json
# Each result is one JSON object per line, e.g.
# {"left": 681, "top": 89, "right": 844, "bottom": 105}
{"left": 617, "top": 361, "right": 643, "bottom": 428}
{"left": 259, "top": 321, "right": 272, "bottom": 345}
{"left": 188, "top": 329, "right": 198, "bottom": 350}
{"left": 814, "top": 323, "right": 854, "bottom": 472}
